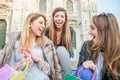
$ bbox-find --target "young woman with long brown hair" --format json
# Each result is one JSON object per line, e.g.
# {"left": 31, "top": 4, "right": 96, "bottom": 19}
{"left": 45, "top": 7, "right": 74, "bottom": 74}
{"left": 77, "top": 13, "right": 120, "bottom": 80}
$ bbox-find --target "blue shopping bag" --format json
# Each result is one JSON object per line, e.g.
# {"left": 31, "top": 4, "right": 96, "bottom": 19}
{"left": 74, "top": 66, "right": 96, "bottom": 80}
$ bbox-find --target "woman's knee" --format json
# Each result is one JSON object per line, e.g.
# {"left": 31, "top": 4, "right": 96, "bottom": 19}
{"left": 57, "top": 46, "right": 66, "bottom": 52}
{"left": 56, "top": 46, "right": 69, "bottom": 57}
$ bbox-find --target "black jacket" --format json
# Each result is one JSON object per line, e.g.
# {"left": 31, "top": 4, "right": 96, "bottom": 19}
{"left": 77, "top": 41, "right": 120, "bottom": 80}
{"left": 45, "top": 27, "right": 75, "bottom": 58}
{"left": 77, "top": 41, "right": 90, "bottom": 66}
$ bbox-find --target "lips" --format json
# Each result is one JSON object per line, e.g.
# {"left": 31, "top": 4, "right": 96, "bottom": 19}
{"left": 38, "top": 28, "right": 43, "bottom": 34}
{"left": 91, "top": 35, "right": 95, "bottom": 40}
{"left": 55, "top": 20, "right": 63, "bottom": 24}
{"left": 55, "top": 22, "right": 62, "bottom": 26}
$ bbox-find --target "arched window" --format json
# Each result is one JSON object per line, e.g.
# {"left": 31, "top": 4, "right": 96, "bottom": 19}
{"left": 39, "top": 0, "right": 46, "bottom": 12}
{"left": 66, "top": 0, "right": 73, "bottom": 12}
{"left": 0, "top": 19, "right": 6, "bottom": 49}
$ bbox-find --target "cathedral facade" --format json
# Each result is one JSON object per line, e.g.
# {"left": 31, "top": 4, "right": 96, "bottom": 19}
{"left": 0, "top": 0, "right": 97, "bottom": 64}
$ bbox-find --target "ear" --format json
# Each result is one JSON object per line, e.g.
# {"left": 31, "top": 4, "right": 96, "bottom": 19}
{"left": 29, "top": 24, "right": 32, "bottom": 28}
{"left": 29, "top": 25, "right": 31, "bottom": 28}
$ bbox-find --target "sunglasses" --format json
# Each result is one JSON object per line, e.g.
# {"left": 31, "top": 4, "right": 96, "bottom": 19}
{"left": 98, "top": 12, "right": 108, "bottom": 18}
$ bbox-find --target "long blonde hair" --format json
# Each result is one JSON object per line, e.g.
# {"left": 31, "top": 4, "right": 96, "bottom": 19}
{"left": 88, "top": 13, "right": 120, "bottom": 80}
{"left": 18, "top": 13, "right": 46, "bottom": 53}
{"left": 49, "top": 7, "right": 71, "bottom": 51}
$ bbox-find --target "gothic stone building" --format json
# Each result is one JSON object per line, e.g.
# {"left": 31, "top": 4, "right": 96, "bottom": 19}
{"left": 0, "top": 0, "right": 97, "bottom": 68}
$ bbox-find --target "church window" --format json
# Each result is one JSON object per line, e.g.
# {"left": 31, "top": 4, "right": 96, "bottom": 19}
{"left": 66, "top": 0, "right": 73, "bottom": 12}
{"left": 39, "top": 0, "right": 46, "bottom": 12}
{"left": 0, "top": 19, "right": 6, "bottom": 49}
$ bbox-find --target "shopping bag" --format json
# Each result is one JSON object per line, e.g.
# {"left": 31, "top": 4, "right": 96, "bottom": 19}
{"left": 64, "top": 73, "right": 80, "bottom": 80}
{"left": 74, "top": 66, "right": 96, "bottom": 80}
{"left": 0, "top": 64, "right": 13, "bottom": 80}
{"left": 10, "top": 62, "right": 29, "bottom": 80}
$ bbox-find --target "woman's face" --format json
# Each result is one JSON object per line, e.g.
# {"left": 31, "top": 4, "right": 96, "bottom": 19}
{"left": 30, "top": 16, "right": 45, "bottom": 37}
{"left": 88, "top": 21, "right": 98, "bottom": 43}
{"left": 53, "top": 11, "right": 66, "bottom": 29}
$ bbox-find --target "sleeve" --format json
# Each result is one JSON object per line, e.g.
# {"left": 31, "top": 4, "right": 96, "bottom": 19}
{"left": 0, "top": 49, "right": 4, "bottom": 66}
{"left": 8, "top": 47, "right": 16, "bottom": 67}
{"left": 0, "top": 38, "right": 16, "bottom": 67}
{"left": 52, "top": 43, "right": 62, "bottom": 80}
{"left": 69, "top": 49, "right": 74, "bottom": 58}
{"left": 77, "top": 41, "right": 90, "bottom": 67}
{"left": 42, "top": 62, "right": 51, "bottom": 75}
{"left": 8, "top": 40, "right": 20, "bottom": 68}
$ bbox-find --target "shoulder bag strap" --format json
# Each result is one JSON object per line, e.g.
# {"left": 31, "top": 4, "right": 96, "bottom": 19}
{"left": 23, "top": 62, "right": 29, "bottom": 74}
{"left": 77, "top": 66, "right": 84, "bottom": 77}
{"left": 92, "top": 70, "right": 96, "bottom": 80}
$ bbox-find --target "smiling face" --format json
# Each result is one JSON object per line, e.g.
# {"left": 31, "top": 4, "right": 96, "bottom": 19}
{"left": 89, "top": 21, "right": 98, "bottom": 43}
{"left": 53, "top": 11, "right": 65, "bottom": 30}
{"left": 30, "top": 16, "right": 45, "bottom": 37}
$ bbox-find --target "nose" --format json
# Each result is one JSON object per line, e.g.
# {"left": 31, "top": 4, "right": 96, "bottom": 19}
{"left": 40, "top": 24, "right": 45, "bottom": 30}
{"left": 57, "top": 16, "right": 61, "bottom": 21}
{"left": 41, "top": 23, "right": 45, "bottom": 28}
{"left": 88, "top": 29, "right": 91, "bottom": 35}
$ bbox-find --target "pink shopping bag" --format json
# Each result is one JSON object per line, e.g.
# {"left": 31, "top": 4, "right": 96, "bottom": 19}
{"left": 0, "top": 64, "right": 13, "bottom": 80}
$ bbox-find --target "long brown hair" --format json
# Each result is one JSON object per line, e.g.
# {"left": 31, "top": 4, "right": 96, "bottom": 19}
{"left": 18, "top": 13, "right": 46, "bottom": 53}
{"left": 49, "top": 7, "right": 71, "bottom": 51}
{"left": 88, "top": 13, "right": 120, "bottom": 80}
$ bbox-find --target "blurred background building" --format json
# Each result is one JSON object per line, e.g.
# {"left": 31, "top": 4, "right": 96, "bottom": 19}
{"left": 0, "top": 0, "right": 97, "bottom": 68}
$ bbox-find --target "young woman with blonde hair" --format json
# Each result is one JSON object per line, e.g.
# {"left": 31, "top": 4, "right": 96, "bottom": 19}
{"left": 0, "top": 13, "right": 62, "bottom": 80}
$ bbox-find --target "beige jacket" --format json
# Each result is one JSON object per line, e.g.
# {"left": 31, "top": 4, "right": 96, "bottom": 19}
{"left": 0, "top": 32, "right": 62, "bottom": 80}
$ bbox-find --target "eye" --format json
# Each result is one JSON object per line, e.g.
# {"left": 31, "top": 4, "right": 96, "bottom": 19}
{"left": 39, "top": 21, "right": 43, "bottom": 24}
{"left": 61, "top": 15, "right": 65, "bottom": 18}
{"left": 90, "top": 25, "right": 95, "bottom": 30}
{"left": 54, "top": 15, "right": 58, "bottom": 18}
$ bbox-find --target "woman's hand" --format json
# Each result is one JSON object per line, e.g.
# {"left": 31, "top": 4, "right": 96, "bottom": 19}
{"left": 22, "top": 48, "right": 49, "bottom": 70}
{"left": 82, "top": 60, "right": 96, "bottom": 71}
{"left": 24, "top": 48, "right": 41, "bottom": 62}
{"left": 13, "top": 61, "right": 23, "bottom": 71}
{"left": 22, "top": 48, "right": 34, "bottom": 67}
{"left": 26, "top": 48, "right": 49, "bottom": 70}
{"left": 13, "top": 49, "right": 32, "bottom": 70}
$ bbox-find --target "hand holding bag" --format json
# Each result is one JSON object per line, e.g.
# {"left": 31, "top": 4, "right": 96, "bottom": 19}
{"left": 10, "top": 62, "right": 29, "bottom": 80}
{"left": 74, "top": 66, "right": 96, "bottom": 80}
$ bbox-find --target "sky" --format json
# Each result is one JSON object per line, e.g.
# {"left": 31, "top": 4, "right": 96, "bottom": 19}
{"left": 96, "top": 0, "right": 120, "bottom": 27}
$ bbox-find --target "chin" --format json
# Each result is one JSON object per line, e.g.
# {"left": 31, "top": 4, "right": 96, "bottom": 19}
{"left": 36, "top": 34, "right": 42, "bottom": 37}
{"left": 56, "top": 26, "right": 61, "bottom": 28}
{"left": 93, "top": 40, "right": 97, "bottom": 43}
